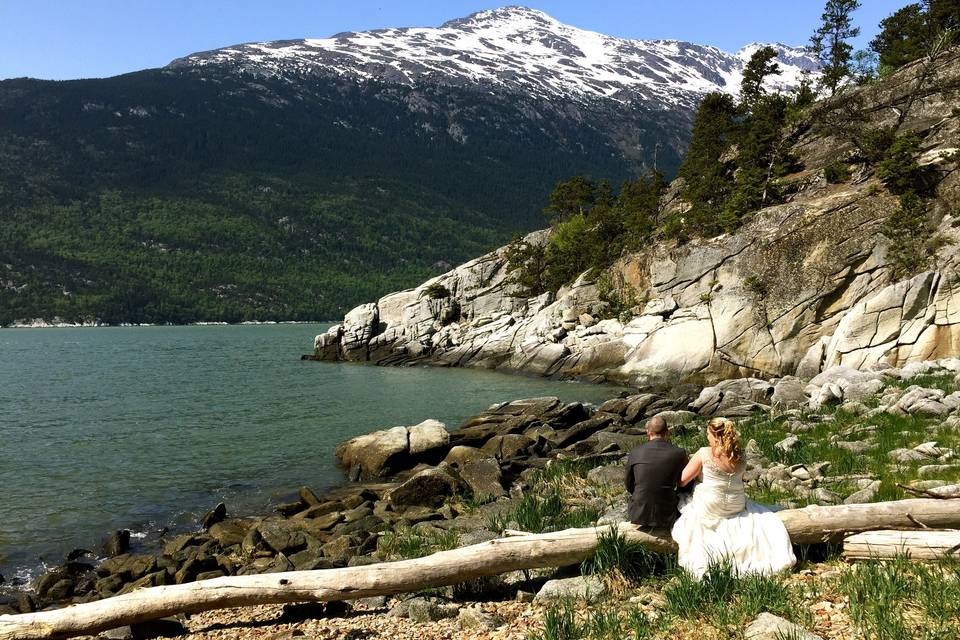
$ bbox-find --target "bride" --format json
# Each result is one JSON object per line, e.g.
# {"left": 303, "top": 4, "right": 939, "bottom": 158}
{"left": 671, "top": 417, "right": 796, "bottom": 578}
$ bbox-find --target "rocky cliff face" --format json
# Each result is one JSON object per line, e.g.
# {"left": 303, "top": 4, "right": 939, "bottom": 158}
{"left": 315, "top": 50, "right": 960, "bottom": 387}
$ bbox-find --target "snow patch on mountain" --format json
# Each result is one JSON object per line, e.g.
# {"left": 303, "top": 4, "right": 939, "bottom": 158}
{"left": 171, "top": 6, "right": 818, "bottom": 107}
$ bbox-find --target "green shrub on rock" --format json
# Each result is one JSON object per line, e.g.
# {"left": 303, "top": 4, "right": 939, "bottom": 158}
{"left": 422, "top": 282, "right": 451, "bottom": 299}
{"left": 824, "top": 161, "right": 852, "bottom": 183}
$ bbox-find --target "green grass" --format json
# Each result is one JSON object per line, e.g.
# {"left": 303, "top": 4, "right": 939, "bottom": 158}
{"left": 904, "top": 373, "right": 958, "bottom": 394}
{"left": 527, "top": 600, "right": 657, "bottom": 640}
{"left": 839, "top": 555, "right": 960, "bottom": 640}
{"left": 580, "top": 527, "right": 671, "bottom": 582}
{"left": 376, "top": 525, "right": 459, "bottom": 561}
{"left": 729, "top": 406, "right": 960, "bottom": 505}
{"left": 532, "top": 457, "right": 617, "bottom": 487}
{"left": 662, "top": 561, "right": 804, "bottom": 631}
{"left": 488, "top": 491, "right": 600, "bottom": 534}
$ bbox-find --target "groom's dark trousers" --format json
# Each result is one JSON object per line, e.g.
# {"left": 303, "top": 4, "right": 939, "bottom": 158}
{"left": 624, "top": 439, "right": 689, "bottom": 528}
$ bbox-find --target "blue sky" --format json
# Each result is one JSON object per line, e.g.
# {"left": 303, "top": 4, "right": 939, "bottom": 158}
{"left": 1, "top": 1, "right": 907, "bottom": 80}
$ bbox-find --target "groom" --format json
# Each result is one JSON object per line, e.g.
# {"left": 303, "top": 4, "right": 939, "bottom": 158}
{"left": 623, "top": 416, "right": 689, "bottom": 529}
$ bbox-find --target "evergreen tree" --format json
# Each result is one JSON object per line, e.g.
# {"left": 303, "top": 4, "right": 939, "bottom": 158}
{"left": 677, "top": 93, "right": 739, "bottom": 236}
{"left": 869, "top": 1, "right": 959, "bottom": 73}
{"left": 811, "top": 0, "right": 862, "bottom": 95}
{"left": 543, "top": 176, "right": 597, "bottom": 223}
{"left": 927, "top": 0, "right": 960, "bottom": 37}
{"left": 618, "top": 171, "right": 665, "bottom": 246}
{"left": 740, "top": 46, "right": 781, "bottom": 109}
{"left": 870, "top": 3, "right": 928, "bottom": 70}
{"left": 722, "top": 95, "right": 792, "bottom": 228}
{"left": 504, "top": 235, "right": 549, "bottom": 296}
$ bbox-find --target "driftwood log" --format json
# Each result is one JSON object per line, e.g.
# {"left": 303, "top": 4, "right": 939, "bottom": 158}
{"left": 2, "top": 498, "right": 959, "bottom": 640}
{"left": 843, "top": 529, "right": 960, "bottom": 560}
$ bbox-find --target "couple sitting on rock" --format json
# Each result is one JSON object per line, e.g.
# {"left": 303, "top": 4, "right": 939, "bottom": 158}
{"left": 624, "top": 416, "right": 795, "bottom": 578}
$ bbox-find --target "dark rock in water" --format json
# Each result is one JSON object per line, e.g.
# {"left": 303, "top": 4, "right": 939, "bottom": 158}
{"left": 104, "top": 530, "right": 131, "bottom": 557}
{"left": 66, "top": 548, "right": 95, "bottom": 562}
{"left": 201, "top": 502, "right": 227, "bottom": 530}
{"left": 130, "top": 616, "right": 186, "bottom": 639}
{"left": 389, "top": 467, "right": 462, "bottom": 508}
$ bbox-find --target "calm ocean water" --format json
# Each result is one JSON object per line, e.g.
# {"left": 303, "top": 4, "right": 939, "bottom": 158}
{"left": 0, "top": 324, "right": 621, "bottom": 582}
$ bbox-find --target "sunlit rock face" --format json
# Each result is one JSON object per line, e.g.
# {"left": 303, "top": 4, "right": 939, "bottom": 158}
{"left": 316, "top": 49, "right": 960, "bottom": 386}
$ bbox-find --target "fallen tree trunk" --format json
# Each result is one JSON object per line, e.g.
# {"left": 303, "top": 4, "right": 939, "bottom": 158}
{"left": 2, "top": 498, "right": 958, "bottom": 640}
{"left": 777, "top": 497, "right": 960, "bottom": 544}
{"left": 843, "top": 529, "right": 960, "bottom": 560}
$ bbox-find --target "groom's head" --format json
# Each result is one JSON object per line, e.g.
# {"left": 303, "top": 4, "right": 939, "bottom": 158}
{"left": 646, "top": 416, "right": 669, "bottom": 440}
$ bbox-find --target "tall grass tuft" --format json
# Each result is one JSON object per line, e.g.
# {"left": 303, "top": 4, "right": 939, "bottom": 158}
{"left": 663, "top": 560, "right": 795, "bottom": 629}
{"left": 581, "top": 527, "right": 670, "bottom": 583}
{"left": 490, "top": 490, "right": 599, "bottom": 534}
{"left": 527, "top": 601, "right": 656, "bottom": 640}
{"left": 376, "top": 525, "right": 459, "bottom": 560}
{"left": 839, "top": 554, "right": 960, "bottom": 640}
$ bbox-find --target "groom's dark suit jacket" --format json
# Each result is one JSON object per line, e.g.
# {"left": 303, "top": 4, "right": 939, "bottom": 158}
{"left": 624, "top": 439, "right": 689, "bottom": 528}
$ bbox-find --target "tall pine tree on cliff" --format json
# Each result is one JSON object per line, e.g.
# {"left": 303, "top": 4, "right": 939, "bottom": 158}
{"left": 740, "top": 46, "right": 781, "bottom": 110}
{"left": 811, "top": 0, "right": 861, "bottom": 95}
{"left": 871, "top": 1, "right": 960, "bottom": 72}
{"left": 676, "top": 93, "right": 738, "bottom": 237}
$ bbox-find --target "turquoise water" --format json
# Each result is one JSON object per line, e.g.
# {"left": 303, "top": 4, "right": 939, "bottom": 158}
{"left": 0, "top": 324, "right": 621, "bottom": 581}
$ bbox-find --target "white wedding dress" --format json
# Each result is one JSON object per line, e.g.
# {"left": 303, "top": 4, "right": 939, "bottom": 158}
{"left": 671, "top": 447, "right": 796, "bottom": 578}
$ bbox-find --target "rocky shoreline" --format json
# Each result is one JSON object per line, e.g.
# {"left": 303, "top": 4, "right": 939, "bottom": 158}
{"left": 4, "top": 357, "right": 959, "bottom": 638}
{"left": 311, "top": 49, "right": 960, "bottom": 390}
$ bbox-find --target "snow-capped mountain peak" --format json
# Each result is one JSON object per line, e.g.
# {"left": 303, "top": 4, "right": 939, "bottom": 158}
{"left": 170, "top": 6, "right": 817, "bottom": 108}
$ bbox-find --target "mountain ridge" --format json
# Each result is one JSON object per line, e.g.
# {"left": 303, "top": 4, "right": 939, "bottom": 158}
{"left": 169, "top": 6, "right": 817, "bottom": 111}
{"left": 0, "top": 7, "right": 817, "bottom": 325}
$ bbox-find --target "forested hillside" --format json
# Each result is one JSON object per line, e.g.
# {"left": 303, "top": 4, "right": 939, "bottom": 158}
{"left": 0, "top": 69, "right": 636, "bottom": 324}
{"left": 0, "top": 6, "right": 821, "bottom": 326}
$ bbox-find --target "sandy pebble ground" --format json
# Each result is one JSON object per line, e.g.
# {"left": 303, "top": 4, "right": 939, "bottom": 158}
{"left": 99, "top": 564, "right": 861, "bottom": 640}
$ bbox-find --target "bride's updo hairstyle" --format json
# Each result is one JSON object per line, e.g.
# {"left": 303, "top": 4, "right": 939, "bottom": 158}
{"left": 707, "top": 417, "right": 744, "bottom": 467}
